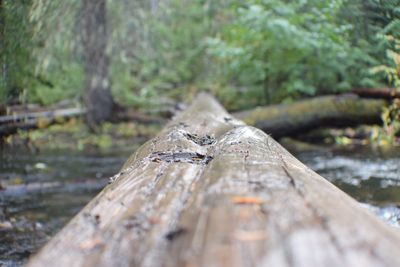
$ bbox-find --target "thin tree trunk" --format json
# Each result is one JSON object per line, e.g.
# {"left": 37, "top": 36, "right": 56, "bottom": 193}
{"left": 81, "top": 0, "right": 114, "bottom": 130}
{"left": 352, "top": 88, "right": 400, "bottom": 100}
{"left": 0, "top": 0, "right": 6, "bottom": 93}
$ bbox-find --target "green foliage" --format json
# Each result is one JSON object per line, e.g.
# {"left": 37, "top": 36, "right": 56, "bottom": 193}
{"left": 19, "top": 0, "right": 230, "bottom": 108}
{"left": 381, "top": 101, "right": 400, "bottom": 144}
{"left": 342, "top": 0, "right": 400, "bottom": 42}
{"left": 28, "top": 0, "right": 83, "bottom": 105}
{"left": 370, "top": 35, "right": 400, "bottom": 88}
{"left": 2, "top": 0, "right": 400, "bottom": 111}
{"left": 369, "top": 34, "right": 400, "bottom": 146}
{"left": 206, "top": 0, "right": 378, "bottom": 104}
{"left": 108, "top": 0, "right": 230, "bottom": 107}
{"left": 341, "top": 0, "right": 400, "bottom": 75}
{"left": 0, "top": 0, "right": 84, "bottom": 105}
{"left": 28, "top": 61, "right": 84, "bottom": 105}
{"left": 0, "top": 0, "right": 33, "bottom": 104}
{"left": 368, "top": 101, "right": 400, "bottom": 146}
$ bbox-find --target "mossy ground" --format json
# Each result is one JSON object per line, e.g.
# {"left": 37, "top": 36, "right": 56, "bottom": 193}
{"left": 2, "top": 119, "right": 162, "bottom": 151}
{"left": 2, "top": 117, "right": 398, "bottom": 153}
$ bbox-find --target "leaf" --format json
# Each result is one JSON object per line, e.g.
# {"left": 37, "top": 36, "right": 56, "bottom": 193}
{"left": 231, "top": 196, "right": 264, "bottom": 205}
{"left": 79, "top": 238, "right": 104, "bottom": 250}
{"left": 234, "top": 230, "right": 267, "bottom": 241}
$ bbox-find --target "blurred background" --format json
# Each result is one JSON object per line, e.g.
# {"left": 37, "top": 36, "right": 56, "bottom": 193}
{"left": 1, "top": 0, "right": 400, "bottom": 266}
{"left": 1, "top": 0, "right": 399, "bottom": 112}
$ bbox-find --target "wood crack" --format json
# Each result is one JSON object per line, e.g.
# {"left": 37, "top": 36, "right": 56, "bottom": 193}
{"left": 149, "top": 151, "right": 213, "bottom": 165}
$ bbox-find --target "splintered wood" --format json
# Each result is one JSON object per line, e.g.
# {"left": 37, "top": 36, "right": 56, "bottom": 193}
{"left": 28, "top": 93, "right": 400, "bottom": 267}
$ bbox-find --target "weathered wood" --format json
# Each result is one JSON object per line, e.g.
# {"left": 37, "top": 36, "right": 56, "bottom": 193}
{"left": 28, "top": 93, "right": 400, "bottom": 267}
{"left": 234, "top": 94, "right": 387, "bottom": 138}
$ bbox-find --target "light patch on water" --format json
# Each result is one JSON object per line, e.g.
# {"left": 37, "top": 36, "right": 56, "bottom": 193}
{"left": 304, "top": 155, "right": 400, "bottom": 186}
{"left": 295, "top": 147, "right": 400, "bottom": 228}
{"left": 361, "top": 203, "right": 400, "bottom": 228}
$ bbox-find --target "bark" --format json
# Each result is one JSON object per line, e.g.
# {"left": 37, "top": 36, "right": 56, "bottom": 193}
{"left": 235, "top": 94, "right": 387, "bottom": 138}
{"left": 28, "top": 93, "right": 400, "bottom": 267}
{"left": 81, "top": 0, "right": 114, "bottom": 130}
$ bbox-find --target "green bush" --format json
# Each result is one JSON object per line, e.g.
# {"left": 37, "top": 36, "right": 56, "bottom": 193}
{"left": 206, "top": 0, "right": 379, "bottom": 104}
{"left": 2, "top": 0, "right": 400, "bottom": 111}
{"left": 108, "top": 0, "right": 227, "bottom": 107}
{"left": 28, "top": 61, "right": 84, "bottom": 105}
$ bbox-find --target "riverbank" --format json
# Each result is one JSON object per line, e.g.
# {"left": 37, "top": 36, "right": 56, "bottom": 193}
{"left": 1, "top": 118, "right": 161, "bottom": 151}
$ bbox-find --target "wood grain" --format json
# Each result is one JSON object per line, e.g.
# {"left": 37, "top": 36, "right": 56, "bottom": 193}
{"left": 28, "top": 93, "right": 400, "bottom": 267}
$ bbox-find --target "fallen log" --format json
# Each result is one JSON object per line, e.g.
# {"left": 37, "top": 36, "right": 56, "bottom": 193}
{"left": 0, "top": 107, "right": 86, "bottom": 124}
{"left": 0, "top": 105, "right": 166, "bottom": 137}
{"left": 352, "top": 88, "right": 400, "bottom": 100}
{"left": 0, "top": 107, "right": 87, "bottom": 136}
{"left": 28, "top": 93, "right": 400, "bottom": 267}
{"left": 234, "top": 94, "right": 387, "bottom": 138}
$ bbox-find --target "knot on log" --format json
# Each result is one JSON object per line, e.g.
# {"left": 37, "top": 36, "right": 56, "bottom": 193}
{"left": 183, "top": 132, "right": 216, "bottom": 146}
{"left": 168, "top": 128, "right": 216, "bottom": 146}
{"left": 149, "top": 151, "right": 213, "bottom": 165}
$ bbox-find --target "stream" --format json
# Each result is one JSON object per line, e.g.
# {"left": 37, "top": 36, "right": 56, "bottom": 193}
{"left": 0, "top": 143, "right": 399, "bottom": 266}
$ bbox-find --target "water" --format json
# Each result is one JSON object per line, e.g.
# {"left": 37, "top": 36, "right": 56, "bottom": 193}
{"left": 0, "top": 145, "right": 137, "bottom": 267}
{"left": 293, "top": 145, "right": 400, "bottom": 228}
{"left": 0, "top": 143, "right": 399, "bottom": 266}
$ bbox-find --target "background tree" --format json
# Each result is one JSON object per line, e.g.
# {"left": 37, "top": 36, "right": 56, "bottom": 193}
{"left": 2, "top": 0, "right": 400, "bottom": 114}
{"left": 0, "top": 0, "right": 4, "bottom": 100}
{"left": 81, "top": 0, "right": 114, "bottom": 129}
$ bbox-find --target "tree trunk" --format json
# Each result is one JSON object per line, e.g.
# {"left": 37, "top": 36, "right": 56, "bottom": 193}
{"left": 28, "top": 93, "right": 400, "bottom": 267}
{"left": 81, "top": 0, "right": 114, "bottom": 130}
{"left": 0, "top": 0, "right": 6, "bottom": 93}
{"left": 234, "top": 94, "right": 387, "bottom": 138}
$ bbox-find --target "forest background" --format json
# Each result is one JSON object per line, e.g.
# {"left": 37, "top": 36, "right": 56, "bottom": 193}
{"left": 1, "top": 0, "right": 399, "bottom": 134}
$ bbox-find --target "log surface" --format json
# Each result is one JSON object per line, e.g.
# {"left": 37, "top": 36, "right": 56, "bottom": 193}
{"left": 28, "top": 93, "right": 400, "bottom": 267}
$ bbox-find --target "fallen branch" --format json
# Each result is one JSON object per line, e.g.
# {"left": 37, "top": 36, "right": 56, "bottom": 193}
{"left": 352, "top": 88, "right": 400, "bottom": 99}
{"left": 0, "top": 107, "right": 87, "bottom": 136}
